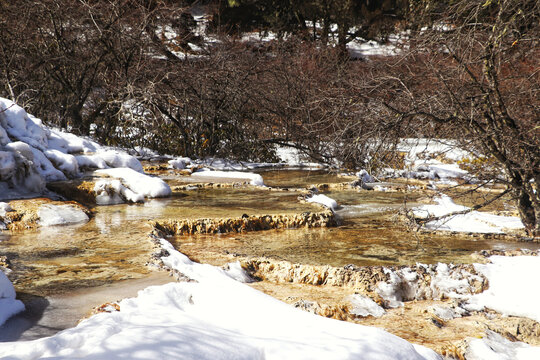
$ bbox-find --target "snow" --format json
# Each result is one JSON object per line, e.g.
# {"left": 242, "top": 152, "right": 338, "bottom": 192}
{"left": 75, "top": 154, "right": 108, "bottom": 170}
{"left": 306, "top": 194, "right": 339, "bottom": 211}
{"left": 48, "top": 128, "right": 100, "bottom": 154}
{"left": 0, "top": 238, "right": 439, "bottom": 359}
{"left": 389, "top": 138, "right": 474, "bottom": 182}
{"left": 94, "top": 168, "right": 171, "bottom": 198}
{"left": 348, "top": 37, "right": 401, "bottom": 58}
{"left": 30, "top": 145, "right": 66, "bottom": 182}
{"left": 356, "top": 169, "right": 374, "bottom": 183}
{"left": 467, "top": 256, "right": 540, "bottom": 322}
{"left": 0, "top": 151, "right": 16, "bottom": 179}
{"left": 0, "top": 97, "right": 163, "bottom": 201}
{"left": 413, "top": 195, "right": 524, "bottom": 234}
{"left": 94, "top": 150, "right": 143, "bottom": 173}
{"left": 191, "top": 169, "right": 265, "bottom": 186}
{"left": 466, "top": 331, "right": 540, "bottom": 360}
{"left": 43, "top": 149, "right": 79, "bottom": 177}
{"left": 0, "top": 271, "right": 25, "bottom": 328}
{"left": 0, "top": 202, "right": 12, "bottom": 217}
{"left": 94, "top": 179, "right": 130, "bottom": 205}
{"left": 168, "top": 156, "right": 191, "bottom": 170}
{"left": 223, "top": 261, "right": 253, "bottom": 283}
{"left": 37, "top": 204, "right": 89, "bottom": 226}
{"left": 349, "top": 294, "right": 385, "bottom": 317}
{"left": 195, "top": 157, "right": 282, "bottom": 171}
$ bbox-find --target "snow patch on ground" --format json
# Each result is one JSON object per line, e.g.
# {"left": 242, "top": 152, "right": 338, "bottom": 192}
{"left": 413, "top": 195, "right": 524, "bottom": 234}
{"left": 275, "top": 146, "right": 322, "bottom": 168}
{"left": 466, "top": 330, "right": 540, "bottom": 360}
{"left": 466, "top": 256, "right": 540, "bottom": 322}
{"left": 195, "top": 157, "right": 284, "bottom": 171}
{"left": 349, "top": 294, "right": 385, "bottom": 317}
{"left": 191, "top": 169, "right": 264, "bottom": 186}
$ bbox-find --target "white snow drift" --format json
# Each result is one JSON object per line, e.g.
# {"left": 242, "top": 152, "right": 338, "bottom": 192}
{"left": 0, "top": 238, "right": 440, "bottom": 360}
{"left": 413, "top": 195, "right": 524, "bottom": 234}
{"left": 0, "top": 97, "right": 171, "bottom": 202}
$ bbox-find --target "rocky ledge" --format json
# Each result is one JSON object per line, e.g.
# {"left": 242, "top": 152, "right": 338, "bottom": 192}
{"left": 153, "top": 210, "right": 338, "bottom": 235}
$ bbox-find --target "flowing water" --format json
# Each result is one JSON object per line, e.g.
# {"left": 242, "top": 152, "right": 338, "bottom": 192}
{"left": 171, "top": 188, "right": 539, "bottom": 267}
{"left": 1, "top": 170, "right": 538, "bottom": 341}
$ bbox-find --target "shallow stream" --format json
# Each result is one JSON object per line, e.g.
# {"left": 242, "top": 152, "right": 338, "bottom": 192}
{"left": 1, "top": 169, "right": 538, "bottom": 341}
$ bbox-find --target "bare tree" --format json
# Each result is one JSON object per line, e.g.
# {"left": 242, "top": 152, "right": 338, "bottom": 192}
{"left": 374, "top": 0, "right": 539, "bottom": 235}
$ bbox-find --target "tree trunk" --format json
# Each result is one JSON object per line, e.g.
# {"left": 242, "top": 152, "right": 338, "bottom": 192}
{"left": 514, "top": 187, "right": 539, "bottom": 237}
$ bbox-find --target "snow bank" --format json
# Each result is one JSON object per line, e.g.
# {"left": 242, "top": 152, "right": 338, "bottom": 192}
{"left": 390, "top": 139, "right": 473, "bottom": 182}
{"left": 466, "top": 256, "right": 540, "bottom": 322}
{"left": 0, "top": 97, "right": 161, "bottom": 201}
{"left": 0, "top": 271, "right": 25, "bottom": 327}
{"left": 0, "top": 239, "right": 440, "bottom": 360}
{"left": 466, "top": 330, "right": 540, "bottom": 360}
{"left": 413, "top": 195, "right": 524, "bottom": 234}
{"left": 275, "top": 146, "right": 322, "bottom": 168}
{"left": 306, "top": 194, "right": 339, "bottom": 211}
{"left": 191, "top": 169, "right": 264, "bottom": 186}
{"left": 94, "top": 150, "right": 143, "bottom": 173}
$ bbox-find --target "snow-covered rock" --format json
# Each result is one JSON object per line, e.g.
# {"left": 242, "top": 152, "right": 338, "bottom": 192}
{"left": 37, "top": 203, "right": 89, "bottom": 226}
{"left": 306, "top": 194, "right": 339, "bottom": 211}
{"left": 356, "top": 169, "right": 374, "bottom": 183}
{"left": 95, "top": 150, "right": 143, "bottom": 173}
{"left": 168, "top": 156, "right": 191, "bottom": 170}
{"left": 349, "top": 294, "right": 385, "bottom": 317}
{"left": 0, "top": 202, "right": 12, "bottom": 217}
{"left": 94, "top": 168, "right": 172, "bottom": 203}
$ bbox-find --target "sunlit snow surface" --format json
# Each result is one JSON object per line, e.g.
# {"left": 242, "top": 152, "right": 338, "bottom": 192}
{"left": 306, "top": 194, "right": 339, "bottom": 211}
{"left": 0, "top": 239, "right": 440, "bottom": 360}
{"left": 464, "top": 256, "right": 540, "bottom": 360}
{"left": 0, "top": 272, "right": 25, "bottom": 328}
{"left": 0, "top": 97, "right": 171, "bottom": 202}
{"left": 191, "top": 169, "right": 265, "bottom": 186}
{"left": 413, "top": 195, "right": 523, "bottom": 234}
